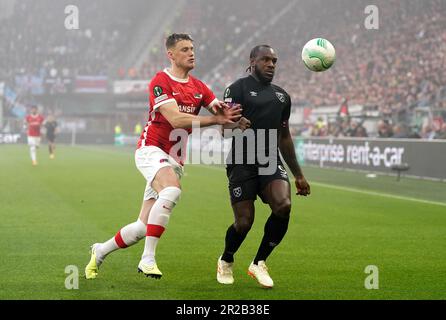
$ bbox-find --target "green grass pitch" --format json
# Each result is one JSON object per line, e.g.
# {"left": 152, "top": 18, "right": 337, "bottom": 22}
{"left": 0, "top": 145, "right": 445, "bottom": 300}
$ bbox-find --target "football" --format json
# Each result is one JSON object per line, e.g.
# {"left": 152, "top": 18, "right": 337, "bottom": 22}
{"left": 302, "top": 38, "right": 336, "bottom": 72}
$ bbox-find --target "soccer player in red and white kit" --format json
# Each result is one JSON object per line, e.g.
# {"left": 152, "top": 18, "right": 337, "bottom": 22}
{"left": 85, "top": 34, "right": 243, "bottom": 279}
{"left": 25, "top": 105, "right": 45, "bottom": 166}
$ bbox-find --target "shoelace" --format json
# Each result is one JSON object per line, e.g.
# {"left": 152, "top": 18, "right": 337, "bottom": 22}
{"left": 220, "top": 262, "right": 233, "bottom": 275}
{"left": 258, "top": 263, "right": 269, "bottom": 273}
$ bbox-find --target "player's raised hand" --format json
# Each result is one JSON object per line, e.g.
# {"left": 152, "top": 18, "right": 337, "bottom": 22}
{"left": 215, "top": 104, "right": 242, "bottom": 125}
{"left": 213, "top": 100, "right": 229, "bottom": 109}
{"left": 295, "top": 176, "right": 311, "bottom": 196}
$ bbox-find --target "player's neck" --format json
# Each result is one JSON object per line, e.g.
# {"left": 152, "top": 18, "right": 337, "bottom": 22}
{"left": 250, "top": 72, "right": 271, "bottom": 85}
{"left": 168, "top": 66, "right": 190, "bottom": 81}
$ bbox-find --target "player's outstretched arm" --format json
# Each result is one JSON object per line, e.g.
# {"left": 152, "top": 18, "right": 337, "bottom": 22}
{"left": 279, "top": 125, "right": 311, "bottom": 196}
{"left": 159, "top": 101, "right": 242, "bottom": 129}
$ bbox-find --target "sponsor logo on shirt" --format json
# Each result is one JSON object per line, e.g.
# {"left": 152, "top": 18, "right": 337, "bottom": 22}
{"left": 179, "top": 104, "right": 197, "bottom": 113}
{"left": 250, "top": 91, "right": 258, "bottom": 97}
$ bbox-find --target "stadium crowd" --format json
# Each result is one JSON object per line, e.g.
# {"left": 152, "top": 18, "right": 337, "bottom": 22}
{"left": 1, "top": 0, "right": 445, "bottom": 139}
{"left": 160, "top": 0, "right": 446, "bottom": 139}
{"left": 0, "top": 0, "right": 145, "bottom": 83}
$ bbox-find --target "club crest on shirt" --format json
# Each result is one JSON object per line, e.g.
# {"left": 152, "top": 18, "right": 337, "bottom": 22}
{"left": 224, "top": 88, "right": 231, "bottom": 98}
{"left": 276, "top": 92, "right": 286, "bottom": 103}
{"left": 194, "top": 93, "right": 203, "bottom": 99}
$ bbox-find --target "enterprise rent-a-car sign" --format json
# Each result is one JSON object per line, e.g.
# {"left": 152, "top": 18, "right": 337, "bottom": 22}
{"left": 295, "top": 137, "right": 446, "bottom": 181}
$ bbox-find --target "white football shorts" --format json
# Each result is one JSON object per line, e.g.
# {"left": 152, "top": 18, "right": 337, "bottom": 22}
{"left": 135, "top": 146, "right": 184, "bottom": 201}
{"left": 27, "top": 136, "right": 41, "bottom": 147}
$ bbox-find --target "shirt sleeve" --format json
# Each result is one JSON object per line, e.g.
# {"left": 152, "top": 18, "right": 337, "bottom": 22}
{"left": 281, "top": 93, "right": 291, "bottom": 128}
{"left": 223, "top": 80, "right": 243, "bottom": 105}
{"left": 149, "top": 74, "right": 176, "bottom": 111}
{"left": 200, "top": 81, "right": 218, "bottom": 109}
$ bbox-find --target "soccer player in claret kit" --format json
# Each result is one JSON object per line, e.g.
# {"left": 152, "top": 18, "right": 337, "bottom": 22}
{"left": 85, "top": 34, "right": 242, "bottom": 280}
{"left": 216, "top": 45, "right": 311, "bottom": 288}
{"left": 25, "top": 105, "right": 45, "bottom": 166}
{"left": 44, "top": 114, "right": 58, "bottom": 159}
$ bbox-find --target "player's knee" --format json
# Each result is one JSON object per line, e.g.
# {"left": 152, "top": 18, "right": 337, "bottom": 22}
{"left": 274, "top": 199, "right": 291, "bottom": 218}
{"left": 234, "top": 216, "right": 253, "bottom": 234}
{"left": 158, "top": 186, "right": 182, "bottom": 205}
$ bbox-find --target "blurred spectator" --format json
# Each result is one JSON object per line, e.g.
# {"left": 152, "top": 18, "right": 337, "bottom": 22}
{"left": 377, "top": 120, "right": 394, "bottom": 138}
{"left": 392, "top": 124, "right": 409, "bottom": 139}
{"left": 421, "top": 123, "right": 436, "bottom": 140}
{"left": 434, "top": 123, "right": 446, "bottom": 140}
{"left": 352, "top": 122, "right": 368, "bottom": 137}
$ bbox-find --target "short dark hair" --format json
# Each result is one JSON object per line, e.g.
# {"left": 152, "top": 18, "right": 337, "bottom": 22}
{"left": 246, "top": 45, "right": 273, "bottom": 72}
{"left": 165, "top": 33, "right": 194, "bottom": 49}
{"left": 249, "top": 45, "right": 272, "bottom": 60}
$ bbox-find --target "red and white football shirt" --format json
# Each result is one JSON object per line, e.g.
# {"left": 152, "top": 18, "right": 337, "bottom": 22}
{"left": 26, "top": 114, "right": 45, "bottom": 137}
{"left": 137, "top": 69, "right": 218, "bottom": 163}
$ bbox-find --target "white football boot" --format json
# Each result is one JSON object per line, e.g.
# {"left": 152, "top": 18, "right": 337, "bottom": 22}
{"left": 217, "top": 256, "right": 234, "bottom": 285}
{"left": 248, "top": 261, "right": 274, "bottom": 288}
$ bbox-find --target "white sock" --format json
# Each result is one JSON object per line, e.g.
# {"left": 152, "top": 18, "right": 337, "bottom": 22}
{"left": 30, "top": 146, "right": 37, "bottom": 162}
{"left": 97, "top": 219, "right": 146, "bottom": 263}
{"left": 141, "top": 187, "right": 181, "bottom": 265}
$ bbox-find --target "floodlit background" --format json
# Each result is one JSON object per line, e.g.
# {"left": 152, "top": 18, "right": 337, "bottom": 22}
{"left": 0, "top": 0, "right": 445, "bottom": 300}
{"left": 1, "top": 0, "right": 446, "bottom": 140}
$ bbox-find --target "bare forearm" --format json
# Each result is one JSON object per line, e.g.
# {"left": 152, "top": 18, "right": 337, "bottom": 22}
{"left": 172, "top": 113, "right": 218, "bottom": 129}
{"left": 206, "top": 105, "right": 217, "bottom": 115}
{"left": 279, "top": 134, "right": 303, "bottom": 178}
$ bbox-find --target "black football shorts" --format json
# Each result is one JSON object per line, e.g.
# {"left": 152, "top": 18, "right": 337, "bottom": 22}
{"left": 47, "top": 134, "right": 56, "bottom": 143}
{"left": 226, "top": 160, "right": 290, "bottom": 205}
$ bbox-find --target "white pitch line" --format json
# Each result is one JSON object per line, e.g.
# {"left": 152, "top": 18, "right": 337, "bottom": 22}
{"left": 66, "top": 150, "right": 446, "bottom": 208}
{"left": 197, "top": 165, "right": 446, "bottom": 207}
{"left": 310, "top": 182, "right": 446, "bottom": 207}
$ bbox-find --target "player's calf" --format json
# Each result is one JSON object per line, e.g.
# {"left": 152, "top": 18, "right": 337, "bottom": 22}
{"left": 139, "top": 187, "right": 181, "bottom": 278}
